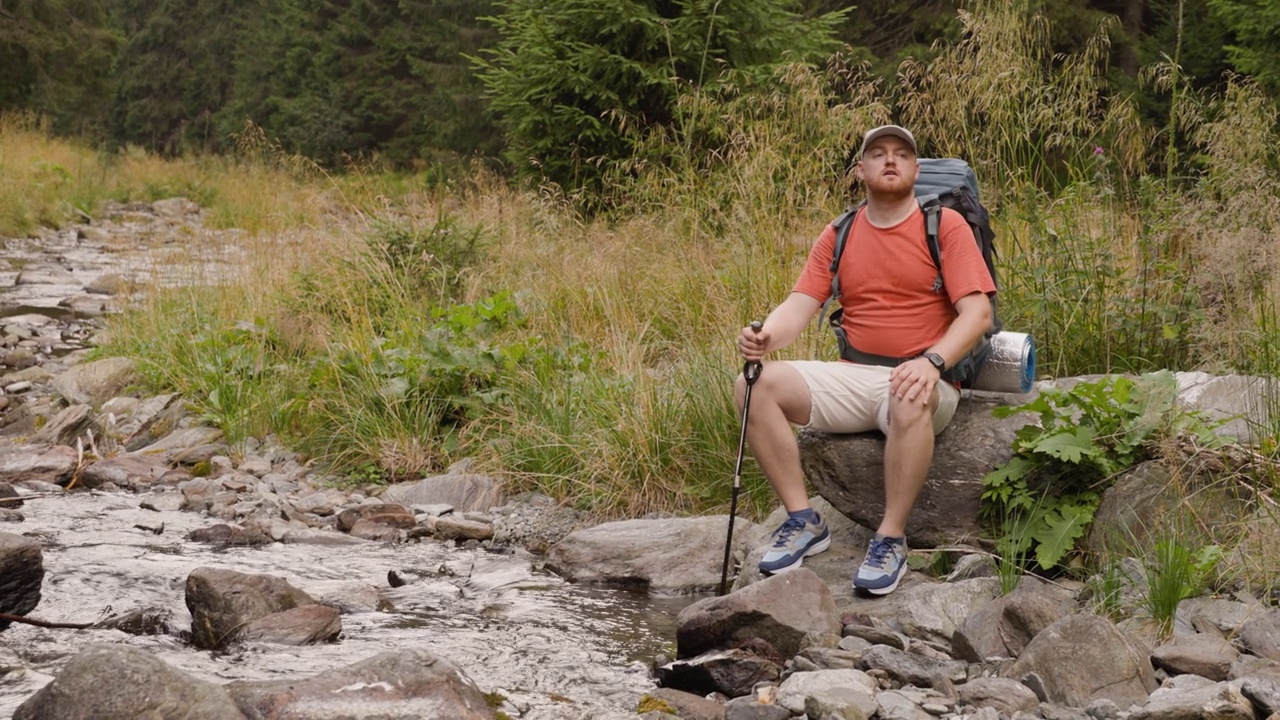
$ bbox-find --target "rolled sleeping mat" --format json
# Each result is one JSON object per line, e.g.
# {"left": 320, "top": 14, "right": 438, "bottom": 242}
{"left": 971, "top": 331, "right": 1035, "bottom": 394}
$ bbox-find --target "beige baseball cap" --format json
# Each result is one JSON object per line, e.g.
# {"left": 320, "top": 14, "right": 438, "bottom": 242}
{"left": 859, "top": 124, "right": 917, "bottom": 155}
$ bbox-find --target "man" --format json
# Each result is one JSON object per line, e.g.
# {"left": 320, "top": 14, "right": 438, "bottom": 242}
{"left": 735, "top": 124, "right": 995, "bottom": 596}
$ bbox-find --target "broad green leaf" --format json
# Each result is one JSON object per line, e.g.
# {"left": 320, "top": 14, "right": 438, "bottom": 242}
{"left": 1031, "top": 504, "right": 1093, "bottom": 569}
{"left": 1030, "top": 426, "right": 1098, "bottom": 463}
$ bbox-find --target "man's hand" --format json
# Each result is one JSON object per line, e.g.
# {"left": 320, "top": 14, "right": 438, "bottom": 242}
{"left": 739, "top": 323, "right": 768, "bottom": 362}
{"left": 889, "top": 356, "right": 939, "bottom": 403}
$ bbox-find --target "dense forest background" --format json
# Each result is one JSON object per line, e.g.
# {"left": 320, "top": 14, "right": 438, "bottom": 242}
{"left": 2, "top": 0, "right": 1276, "bottom": 184}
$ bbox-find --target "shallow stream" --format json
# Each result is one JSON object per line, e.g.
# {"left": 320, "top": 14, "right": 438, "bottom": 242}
{"left": 0, "top": 490, "right": 699, "bottom": 719}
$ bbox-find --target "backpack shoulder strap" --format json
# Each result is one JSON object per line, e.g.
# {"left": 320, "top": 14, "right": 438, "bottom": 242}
{"left": 828, "top": 205, "right": 860, "bottom": 302}
{"left": 918, "top": 197, "right": 943, "bottom": 291}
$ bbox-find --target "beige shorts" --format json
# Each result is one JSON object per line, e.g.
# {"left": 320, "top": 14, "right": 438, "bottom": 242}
{"left": 787, "top": 360, "right": 960, "bottom": 435}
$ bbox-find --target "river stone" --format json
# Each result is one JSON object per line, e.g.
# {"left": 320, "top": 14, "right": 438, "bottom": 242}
{"left": 28, "top": 404, "right": 93, "bottom": 446}
{"left": 1174, "top": 372, "right": 1273, "bottom": 443}
{"left": 895, "top": 576, "right": 1002, "bottom": 650}
{"left": 15, "top": 265, "right": 76, "bottom": 286}
{"left": 952, "top": 579, "right": 1075, "bottom": 662}
{"left": 1129, "top": 674, "right": 1254, "bottom": 720}
{"left": 225, "top": 648, "right": 494, "bottom": 719}
{"left": 804, "top": 684, "right": 879, "bottom": 720}
{"left": 152, "top": 197, "right": 201, "bottom": 218}
{"left": 135, "top": 426, "right": 225, "bottom": 462}
{"left": 382, "top": 471, "right": 504, "bottom": 513}
{"left": 76, "top": 453, "right": 170, "bottom": 491}
{"left": 1241, "top": 677, "right": 1280, "bottom": 716}
{"left": 956, "top": 677, "right": 1040, "bottom": 716}
{"left": 798, "top": 394, "right": 1028, "bottom": 546}
{"left": 434, "top": 515, "right": 494, "bottom": 541}
{"left": 1150, "top": 632, "right": 1241, "bottom": 681}
{"left": 0, "top": 444, "right": 77, "bottom": 486}
{"left": 860, "top": 644, "right": 967, "bottom": 688}
{"left": 1239, "top": 608, "right": 1280, "bottom": 661}
{"left": 336, "top": 502, "right": 416, "bottom": 531}
{"left": 876, "top": 690, "right": 933, "bottom": 720}
{"left": 185, "top": 566, "right": 317, "bottom": 649}
{"left": 49, "top": 356, "right": 138, "bottom": 407}
{"left": 1086, "top": 460, "right": 1251, "bottom": 557}
{"left": 641, "top": 688, "right": 726, "bottom": 720}
{"left": 0, "top": 481, "right": 22, "bottom": 508}
{"left": 548, "top": 515, "right": 756, "bottom": 593}
{"left": 239, "top": 604, "right": 341, "bottom": 645}
{"left": 12, "top": 643, "right": 245, "bottom": 720}
{"left": 0, "top": 531, "right": 43, "bottom": 630}
{"left": 775, "top": 669, "right": 879, "bottom": 716}
{"left": 657, "top": 646, "right": 782, "bottom": 698}
{"left": 676, "top": 568, "right": 840, "bottom": 660}
{"left": 83, "top": 273, "right": 131, "bottom": 295}
{"left": 1005, "top": 614, "right": 1157, "bottom": 708}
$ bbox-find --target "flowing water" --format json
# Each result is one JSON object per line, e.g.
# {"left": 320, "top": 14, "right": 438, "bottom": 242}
{"left": 0, "top": 212, "right": 704, "bottom": 718}
{"left": 0, "top": 490, "right": 701, "bottom": 719}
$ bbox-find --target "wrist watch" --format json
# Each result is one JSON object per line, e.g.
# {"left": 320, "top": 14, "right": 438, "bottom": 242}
{"left": 921, "top": 351, "right": 946, "bottom": 372}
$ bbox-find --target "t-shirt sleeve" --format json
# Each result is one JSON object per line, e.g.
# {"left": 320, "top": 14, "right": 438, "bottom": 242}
{"left": 792, "top": 223, "right": 839, "bottom": 302}
{"left": 937, "top": 208, "right": 996, "bottom": 304}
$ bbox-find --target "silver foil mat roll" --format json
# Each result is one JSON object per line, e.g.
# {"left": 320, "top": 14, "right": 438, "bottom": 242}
{"left": 971, "top": 331, "right": 1035, "bottom": 394}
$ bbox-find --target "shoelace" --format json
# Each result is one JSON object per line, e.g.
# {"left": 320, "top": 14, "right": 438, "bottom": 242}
{"left": 864, "top": 537, "right": 896, "bottom": 569}
{"left": 770, "top": 517, "right": 806, "bottom": 547}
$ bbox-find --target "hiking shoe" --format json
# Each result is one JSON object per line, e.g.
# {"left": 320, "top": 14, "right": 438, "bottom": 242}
{"left": 758, "top": 514, "right": 831, "bottom": 575}
{"left": 853, "top": 534, "right": 908, "bottom": 596}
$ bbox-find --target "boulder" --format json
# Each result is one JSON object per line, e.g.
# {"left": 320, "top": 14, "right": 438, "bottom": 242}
{"left": 548, "top": 515, "right": 755, "bottom": 593}
{"left": 185, "top": 567, "right": 317, "bottom": 649}
{"left": 239, "top": 604, "right": 341, "bottom": 646}
{"left": 1240, "top": 608, "right": 1280, "bottom": 662}
{"left": 1129, "top": 674, "right": 1254, "bottom": 720}
{"left": 0, "top": 444, "right": 78, "bottom": 486}
{"left": 656, "top": 647, "right": 782, "bottom": 698}
{"left": 13, "top": 643, "right": 244, "bottom": 720}
{"left": 676, "top": 568, "right": 840, "bottom": 660}
{"left": 49, "top": 356, "right": 138, "bottom": 407}
{"left": 799, "top": 393, "right": 1027, "bottom": 546}
{"left": 1150, "top": 632, "right": 1241, "bottom": 681}
{"left": 0, "top": 531, "right": 43, "bottom": 629}
{"left": 225, "top": 648, "right": 495, "bottom": 720}
{"left": 1005, "top": 614, "right": 1157, "bottom": 708}
{"left": 381, "top": 471, "right": 505, "bottom": 513}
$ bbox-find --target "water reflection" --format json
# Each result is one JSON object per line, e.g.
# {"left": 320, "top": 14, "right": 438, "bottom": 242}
{"left": 0, "top": 492, "right": 698, "bottom": 718}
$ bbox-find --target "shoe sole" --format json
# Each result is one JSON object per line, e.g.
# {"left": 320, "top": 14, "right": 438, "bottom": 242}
{"left": 853, "top": 567, "right": 906, "bottom": 596}
{"left": 759, "top": 535, "right": 832, "bottom": 575}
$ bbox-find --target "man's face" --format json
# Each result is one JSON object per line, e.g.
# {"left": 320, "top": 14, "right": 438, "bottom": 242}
{"left": 856, "top": 136, "right": 919, "bottom": 196}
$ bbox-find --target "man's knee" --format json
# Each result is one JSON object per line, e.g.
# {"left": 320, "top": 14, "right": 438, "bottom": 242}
{"left": 886, "top": 386, "right": 940, "bottom": 430}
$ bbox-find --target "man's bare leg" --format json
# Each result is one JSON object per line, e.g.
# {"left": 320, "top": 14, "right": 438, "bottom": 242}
{"left": 734, "top": 361, "right": 812, "bottom": 510}
{"left": 878, "top": 385, "right": 941, "bottom": 537}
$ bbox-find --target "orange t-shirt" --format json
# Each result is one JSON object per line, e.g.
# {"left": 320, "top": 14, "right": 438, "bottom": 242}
{"left": 793, "top": 206, "right": 996, "bottom": 359}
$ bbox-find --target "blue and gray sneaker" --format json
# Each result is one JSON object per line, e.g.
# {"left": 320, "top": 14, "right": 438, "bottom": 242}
{"left": 758, "top": 513, "right": 831, "bottom": 575}
{"left": 853, "top": 534, "right": 908, "bottom": 595}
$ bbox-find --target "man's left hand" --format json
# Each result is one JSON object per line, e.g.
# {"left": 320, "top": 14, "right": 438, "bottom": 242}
{"left": 889, "top": 357, "right": 939, "bottom": 403}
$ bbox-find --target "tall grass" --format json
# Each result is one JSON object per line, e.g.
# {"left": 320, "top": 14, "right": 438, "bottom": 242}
{"left": 7, "top": 3, "right": 1280, "bottom": 528}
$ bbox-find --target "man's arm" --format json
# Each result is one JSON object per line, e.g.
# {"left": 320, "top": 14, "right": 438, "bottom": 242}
{"left": 889, "top": 291, "right": 991, "bottom": 402}
{"left": 738, "top": 292, "right": 823, "bottom": 362}
{"left": 927, "top": 292, "right": 992, "bottom": 367}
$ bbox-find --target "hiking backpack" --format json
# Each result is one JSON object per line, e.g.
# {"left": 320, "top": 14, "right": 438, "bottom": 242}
{"left": 826, "top": 157, "right": 1000, "bottom": 387}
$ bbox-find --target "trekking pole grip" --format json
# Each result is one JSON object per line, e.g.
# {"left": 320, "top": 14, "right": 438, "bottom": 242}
{"left": 744, "top": 321, "right": 763, "bottom": 384}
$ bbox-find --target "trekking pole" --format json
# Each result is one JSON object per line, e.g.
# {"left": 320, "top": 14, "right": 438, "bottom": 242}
{"left": 720, "top": 321, "right": 763, "bottom": 596}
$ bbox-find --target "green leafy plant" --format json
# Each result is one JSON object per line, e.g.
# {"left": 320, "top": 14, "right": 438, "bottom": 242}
{"left": 982, "top": 371, "right": 1220, "bottom": 573}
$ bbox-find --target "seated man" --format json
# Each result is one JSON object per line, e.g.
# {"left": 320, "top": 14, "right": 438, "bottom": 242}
{"left": 734, "top": 124, "right": 995, "bottom": 595}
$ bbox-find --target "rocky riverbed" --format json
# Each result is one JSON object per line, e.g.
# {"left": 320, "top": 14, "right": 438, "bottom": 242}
{"left": 1, "top": 200, "right": 1279, "bottom": 720}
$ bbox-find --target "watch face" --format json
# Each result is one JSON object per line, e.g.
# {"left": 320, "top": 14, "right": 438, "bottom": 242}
{"left": 925, "top": 352, "right": 944, "bottom": 370}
